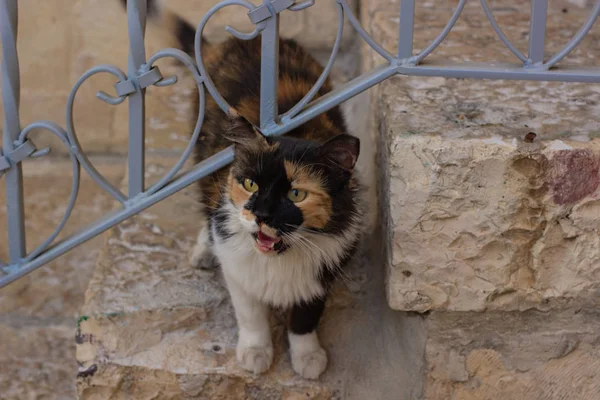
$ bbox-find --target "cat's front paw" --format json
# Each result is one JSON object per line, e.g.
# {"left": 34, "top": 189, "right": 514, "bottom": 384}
{"left": 236, "top": 344, "right": 274, "bottom": 374}
{"left": 291, "top": 346, "right": 328, "bottom": 380}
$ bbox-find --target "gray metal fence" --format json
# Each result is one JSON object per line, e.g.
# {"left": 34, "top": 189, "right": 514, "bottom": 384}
{"left": 1, "top": 0, "right": 599, "bottom": 288}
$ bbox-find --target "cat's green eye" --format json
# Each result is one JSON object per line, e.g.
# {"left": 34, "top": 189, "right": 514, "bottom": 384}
{"left": 243, "top": 178, "right": 259, "bottom": 193}
{"left": 288, "top": 188, "right": 308, "bottom": 203}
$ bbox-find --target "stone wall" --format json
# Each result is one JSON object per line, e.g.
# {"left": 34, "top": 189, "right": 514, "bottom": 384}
{"left": 367, "top": 0, "right": 600, "bottom": 314}
{"left": 363, "top": 0, "right": 600, "bottom": 398}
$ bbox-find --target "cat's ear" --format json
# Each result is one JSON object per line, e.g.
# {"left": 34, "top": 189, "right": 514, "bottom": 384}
{"left": 224, "top": 108, "right": 269, "bottom": 149}
{"left": 319, "top": 133, "right": 360, "bottom": 171}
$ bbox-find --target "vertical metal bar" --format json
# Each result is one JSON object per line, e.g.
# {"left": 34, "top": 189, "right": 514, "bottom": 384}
{"left": 126, "top": 0, "right": 147, "bottom": 196}
{"left": 528, "top": 0, "right": 547, "bottom": 64}
{"left": 398, "top": 0, "right": 415, "bottom": 59}
{"left": 1, "top": 0, "right": 26, "bottom": 262}
{"left": 260, "top": 1, "right": 280, "bottom": 130}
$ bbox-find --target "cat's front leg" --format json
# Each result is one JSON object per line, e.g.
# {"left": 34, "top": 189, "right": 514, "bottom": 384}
{"left": 223, "top": 273, "right": 273, "bottom": 374}
{"left": 289, "top": 297, "right": 328, "bottom": 379}
{"left": 188, "top": 225, "right": 217, "bottom": 269}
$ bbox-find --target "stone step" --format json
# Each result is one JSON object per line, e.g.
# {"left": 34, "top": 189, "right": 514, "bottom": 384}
{"left": 75, "top": 155, "right": 424, "bottom": 400}
{"left": 363, "top": 0, "right": 600, "bottom": 398}
{"left": 0, "top": 158, "right": 125, "bottom": 399}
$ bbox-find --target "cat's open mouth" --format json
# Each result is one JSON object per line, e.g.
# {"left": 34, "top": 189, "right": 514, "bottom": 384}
{"left": 254, "top": 231, "right": 282, "bottom": 253}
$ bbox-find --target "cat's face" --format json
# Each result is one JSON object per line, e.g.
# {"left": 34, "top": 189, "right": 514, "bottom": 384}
{"left": 224, "top": 116, "right": 360, "bottom": 255}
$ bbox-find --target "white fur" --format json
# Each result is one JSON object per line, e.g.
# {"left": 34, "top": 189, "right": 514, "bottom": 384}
{"left": 289, "top": 331, "right": 328, "bottom": 379}
{"left": 212, "top": 202, "right": 361, "bottom": 308}
{"left": 188, "top": 225, "right": 210, "bottom": 267}
{"left": 224, "top": 274, "right": 273, "bottom": 374}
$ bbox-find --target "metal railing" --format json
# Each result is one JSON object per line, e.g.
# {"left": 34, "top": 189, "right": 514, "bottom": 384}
{"left": 1, "top": 0, "right": 599, "bottom": 288}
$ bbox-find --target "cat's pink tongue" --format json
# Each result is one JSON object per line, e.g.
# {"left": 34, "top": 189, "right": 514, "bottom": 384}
{"left": 256, "top": 231, "right": 280, "bottom": 253}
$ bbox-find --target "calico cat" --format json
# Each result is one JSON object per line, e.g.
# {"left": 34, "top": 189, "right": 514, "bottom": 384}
{"left": 122, "top": 0, "right": 363, "bottom": 379}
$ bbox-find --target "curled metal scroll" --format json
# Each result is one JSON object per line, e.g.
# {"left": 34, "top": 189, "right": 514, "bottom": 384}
{"left": 17, "top": 121, "right": 80, "bottom": 261}
{"left": 195, "top": 0, "right": 265, "bottom": 114}
{"left": 414, "top": 0, "right": 467, "bottom": 64}
{"left": 480, "top": 0, "right": 527, "bottom": 63}
{"left": 144, "top": 49, "right": 206, "bottom": 196}
{"left": 65, "top": 65, "right": 129, "bottom": 204}
{"left": 544, "top": 1, "right": 600, "bottom": 69}
{"left": 339, "top": 0, "right": 394, "bottom": 62}
{"left": 282, "top": 1, "right": 344, "bottom": 119}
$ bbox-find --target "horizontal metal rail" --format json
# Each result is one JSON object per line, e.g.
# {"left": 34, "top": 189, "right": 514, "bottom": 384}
{"left": 1, "top": 0, "right": 600, "bottom": 288}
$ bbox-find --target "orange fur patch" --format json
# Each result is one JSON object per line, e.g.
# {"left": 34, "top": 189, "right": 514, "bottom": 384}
{"left": 284, "top": 161, "right": 332, "bottom": 229}
{"left": 229, "top": 173, "right": 252, "bottom": 207}
{"left": 241, "top": 208, "right": 255, "bottom": 222}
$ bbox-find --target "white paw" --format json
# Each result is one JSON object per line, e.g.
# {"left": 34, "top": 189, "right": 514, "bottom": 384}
{"left": 289, "top": 331, "right": 328, "bottom": 379}
{"left": 237, "top": 344, "right": 273, "bottom": 374}
{"left": 291, "top": 346, "right": 328, "bottom": 379}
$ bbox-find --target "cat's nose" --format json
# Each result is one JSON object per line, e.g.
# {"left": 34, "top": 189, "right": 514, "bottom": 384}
{"left": 253, "top": 209, "right": 271, "bottom": 224}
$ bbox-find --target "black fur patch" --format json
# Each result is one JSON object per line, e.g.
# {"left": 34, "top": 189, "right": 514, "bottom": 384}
{"left": 212, "top": 202, "right": 232, "bottom": 240}
{"left": 289, "top": 297, "right": 326, "bottom": 335}
{"left": 175, "top": 14, "right": 196, "bottom": 55}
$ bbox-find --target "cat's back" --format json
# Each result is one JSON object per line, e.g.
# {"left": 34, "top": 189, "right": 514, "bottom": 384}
{"left": 205, "top": 37, "right": 325, "bottom": 122}
{"left": 198, "top": 37, "right": 346, "bottom": 147}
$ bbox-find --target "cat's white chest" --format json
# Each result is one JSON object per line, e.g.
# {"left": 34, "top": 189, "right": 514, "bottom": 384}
{"left": 212, "top": 232, "right": 325, "bottom": 308}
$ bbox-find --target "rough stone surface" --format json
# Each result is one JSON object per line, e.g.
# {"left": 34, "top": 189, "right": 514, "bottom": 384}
{"left": 0, "top": 321, "right": 78, "bottom": 400}
{"left": 384, "top": 135, "right": 600, "bottom": 313}
{"left": 0, "top": 0, "right": 356, "bottom": 156}
{"left": 361, "top": 0, "right": 600, "bottom": 313}
{"left": 0, "top": 158, "right": 125, "bottom": 400}
{"left": 424, "top": 309, "right": 600, "bottom": 400}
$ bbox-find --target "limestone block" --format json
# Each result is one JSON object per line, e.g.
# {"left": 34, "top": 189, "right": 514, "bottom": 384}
{"left": 424, "top": 309, "right": 600, "bottom": 399}
{"left": 384, "top": 132, "right": 600, "bottom": 313}
{"left": 361, "top": 0, "right": 600, "bottom": 312}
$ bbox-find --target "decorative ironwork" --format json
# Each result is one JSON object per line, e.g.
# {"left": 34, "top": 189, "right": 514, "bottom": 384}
{"left": 1, "top": 0, "right": 599, "bottom": 288}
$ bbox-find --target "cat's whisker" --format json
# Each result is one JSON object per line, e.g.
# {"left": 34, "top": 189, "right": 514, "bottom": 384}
{"left": 296, "top": 240, "right": 353, "bottom": 286}
{"left": 286, "top": 229, "right": 355, "bottom": 286}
